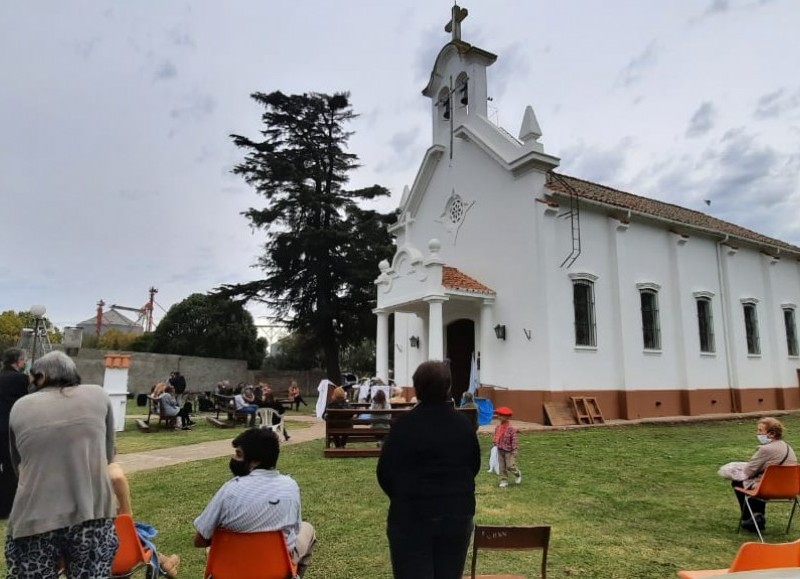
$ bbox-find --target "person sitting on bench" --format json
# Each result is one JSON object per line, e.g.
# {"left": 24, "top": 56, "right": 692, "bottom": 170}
{"left": 323, "top": 387, "right": 351, "bottom": 448}
{"left": 234, "top": 387, "right": 259, "bottom": 427}
{"left": 161, "top": 384, "right": 193, "bottom": 430}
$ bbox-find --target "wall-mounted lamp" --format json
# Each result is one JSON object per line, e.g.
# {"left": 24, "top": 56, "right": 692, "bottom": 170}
{"left": 493, "top": 324, "right": 506, "bottom": 341}
{"left": 409, "top": 336, "right": 420, "bottom": 349}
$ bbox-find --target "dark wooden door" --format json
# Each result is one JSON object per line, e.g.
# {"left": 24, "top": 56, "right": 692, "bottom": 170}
{"left": 446, "top": 319, "right": 475, "bottom": 403}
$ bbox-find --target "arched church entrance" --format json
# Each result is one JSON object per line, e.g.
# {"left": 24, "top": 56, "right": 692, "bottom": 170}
{"left": 446, "top": 318, "right": 475, "bottom": 403}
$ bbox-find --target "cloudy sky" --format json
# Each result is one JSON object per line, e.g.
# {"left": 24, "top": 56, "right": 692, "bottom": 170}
{"left": 1, "top": 0, "right": 798, "bottom": 331}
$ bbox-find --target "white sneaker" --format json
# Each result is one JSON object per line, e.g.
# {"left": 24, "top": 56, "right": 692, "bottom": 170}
{"left": 499, "top": 480, "right": 508, "bottom": 488}
{"left": 515, "top": 472, "right": 522, "bottom": 484}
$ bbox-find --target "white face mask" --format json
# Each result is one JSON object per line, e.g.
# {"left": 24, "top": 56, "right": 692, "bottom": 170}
{"left": 757, "top": 434, "right": 770, "bottom": 445}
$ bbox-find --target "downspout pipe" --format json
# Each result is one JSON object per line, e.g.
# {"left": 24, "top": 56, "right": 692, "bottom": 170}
{"left": 716, "top": 234, "right": 738, "bottom": 412}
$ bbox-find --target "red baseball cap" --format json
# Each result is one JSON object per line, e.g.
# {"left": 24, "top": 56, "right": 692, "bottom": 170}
{"left": 495, "top": 406, "right": 513, "bottom": 417}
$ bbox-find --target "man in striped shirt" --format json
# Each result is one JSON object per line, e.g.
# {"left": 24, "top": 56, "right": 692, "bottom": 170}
{"left": 193, "top": 428, "right": 316, "bottom": 576}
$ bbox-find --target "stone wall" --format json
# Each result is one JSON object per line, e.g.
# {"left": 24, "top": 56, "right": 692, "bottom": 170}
{"left": 55, "top": 346, "right": 327, "bottom": 396}
{"left": 57, "top": 347, "right": 249, "bottom": 394}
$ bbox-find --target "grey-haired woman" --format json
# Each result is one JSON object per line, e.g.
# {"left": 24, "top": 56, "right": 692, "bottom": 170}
{"left": 5, "top": 351, "right": 118, "bottom": 578}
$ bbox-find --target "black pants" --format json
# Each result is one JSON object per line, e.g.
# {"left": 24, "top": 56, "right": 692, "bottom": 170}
{"left": 0, "top": 461, "right": 17, "bottom": 519}
{"left": 387, "top": 514, "right": 473, "bottom": 579}
{"left": 732, "top": 480, "right": 765, "bottom": 518}
{"left": 293, "top": 395, "right": 307, "bottom": 411}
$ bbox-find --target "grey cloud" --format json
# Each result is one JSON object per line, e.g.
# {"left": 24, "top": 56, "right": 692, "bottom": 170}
{"left": 559, "top": 138, "right": 633, "bottom": 185}
{"left": 646, "top": 131, "right": 800, "bottom": 245}
{"left": 686, "top": 102, "right": 716, "bottom": 137}
{"left": 168, "top": 28, "right": 195, "bottom": 48}
{"left": 414, "top": 25, "right": 445, "bottom": 85}
{"left": 169, "top": 93, "right": 216, "bottom": 122}
{"left": 73, "top": 38, "right": 100, "bottom": 59}
{"left": 705, "top": 0, "right": 730, "bottom": 16}
{"left": 754, "top": 88, "right": 800, "bottom": 119}
{"left": 490, "top": 43, "right": 531, "bottom": 99}
{"left": 618, "top": 41, "right": 658, "bottom": 87}
{"left": 376, "top": 127, "right": 423, "bottom": 173}
{"left": 154, "top": 60, "right": 178, "bottom": 81}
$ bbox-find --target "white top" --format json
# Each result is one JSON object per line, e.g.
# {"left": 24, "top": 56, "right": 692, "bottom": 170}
{"left": 315, "top": 380, "right": 332, "bottom": 418}
{"left": 194, "top": 469, "right": 302, "bottom": 551}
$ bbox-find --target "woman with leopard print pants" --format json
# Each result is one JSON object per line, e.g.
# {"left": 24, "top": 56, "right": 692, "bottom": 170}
{"left": 5, "top": 351, "right": 119, "bottom": 578}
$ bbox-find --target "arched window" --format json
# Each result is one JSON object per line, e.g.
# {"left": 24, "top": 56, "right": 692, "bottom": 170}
{"left": 741, "top": 299, "right": 760, "bottom": 355}
{"left": 569, "top": 273, "right": 598, "bottom": 347}
{"left": 456, "top": 72, "right": 469, "bottom": 110}
{"left": 783, "top": 304, "right": 798, "bottom": 357}
{"left": 635, "top": 283, "right": 661, "bottom": 351}
{"left": 693, "top": 292, "right": 715, "bottom": 353}
{"left": 438, "top": 87, "right": 451, "bottom": 121}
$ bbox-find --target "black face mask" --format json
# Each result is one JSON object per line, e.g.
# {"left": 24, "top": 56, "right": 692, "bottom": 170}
{"left": 229, "top": 458, "right": 250, "bottom": 478}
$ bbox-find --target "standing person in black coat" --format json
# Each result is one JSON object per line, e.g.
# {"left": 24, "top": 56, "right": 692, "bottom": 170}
{"left": 376, "top": 361, "right": 480, "bottom": 579}
{"left": 0, "top": 348, "right": 30, "bottom": 518}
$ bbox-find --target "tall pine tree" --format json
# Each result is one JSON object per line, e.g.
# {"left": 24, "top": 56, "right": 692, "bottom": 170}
{"left": 220, "top": 91, "right": 394, "bottom": 382}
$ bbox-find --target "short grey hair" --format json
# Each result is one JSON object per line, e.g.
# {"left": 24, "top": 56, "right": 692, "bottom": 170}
{"left": 31, "top": 351, "right": 81, "bottom": 387}
{"left": 2, "top": 348, "right": 24, "bottom": 369}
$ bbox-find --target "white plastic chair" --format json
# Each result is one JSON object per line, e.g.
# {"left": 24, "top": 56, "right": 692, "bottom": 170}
{"left": 257, "top": 408, "right": 286, "bottom": 439}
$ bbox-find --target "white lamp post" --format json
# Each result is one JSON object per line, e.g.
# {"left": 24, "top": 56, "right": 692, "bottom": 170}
{"left": 29, "top": 304, "right": 47, "bottom": 363}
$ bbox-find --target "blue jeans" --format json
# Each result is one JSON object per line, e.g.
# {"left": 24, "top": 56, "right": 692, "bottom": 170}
{"left": 387, "top": 514, "right": 473, "bottom": 579}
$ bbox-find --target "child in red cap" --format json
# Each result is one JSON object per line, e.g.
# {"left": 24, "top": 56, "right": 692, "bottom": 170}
{"left": 493, "top": 406, "right": 521, "bottom": 488}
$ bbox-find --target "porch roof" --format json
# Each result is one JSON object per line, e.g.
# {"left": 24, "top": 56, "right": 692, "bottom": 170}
{"left": 442, "top": 266, "right": 495, "bottom": 295}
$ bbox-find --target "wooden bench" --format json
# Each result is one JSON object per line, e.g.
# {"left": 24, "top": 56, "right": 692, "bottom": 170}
{"left": 206, "top": 394, "right": 255, "bottom": 428}
{"left": 323, "top": 406, "right": 477, "bottom": 458}
{"left": 136, "top": 395, "right": 176, "bottom": 432}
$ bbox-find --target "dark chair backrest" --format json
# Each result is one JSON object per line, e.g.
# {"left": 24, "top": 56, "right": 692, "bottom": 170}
{"left": 470, "top": 524, "right": 551, "bottom": 579}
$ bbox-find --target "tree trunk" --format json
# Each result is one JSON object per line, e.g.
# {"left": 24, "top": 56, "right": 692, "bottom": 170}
{"left": 322, "top": 329, "right": 341, "bottom": 385}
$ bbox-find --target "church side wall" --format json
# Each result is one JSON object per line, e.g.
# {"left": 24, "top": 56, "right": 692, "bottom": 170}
{"left": 507, "top": 203, "right": 800, "bottom": 423}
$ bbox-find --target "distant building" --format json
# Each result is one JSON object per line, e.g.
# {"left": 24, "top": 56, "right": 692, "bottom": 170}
{"left": 76, "top": 309, "right": 143, "bottom": 336}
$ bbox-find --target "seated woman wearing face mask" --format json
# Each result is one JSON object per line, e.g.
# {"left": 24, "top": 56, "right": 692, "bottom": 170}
{"left": 732, "top": 417, "right": 797, "bottom": 533}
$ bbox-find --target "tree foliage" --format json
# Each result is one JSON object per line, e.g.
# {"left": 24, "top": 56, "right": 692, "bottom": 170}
{"left": 218, "top": 91, "right": 395, "bottom": 382}
{"left": 148, "top": 293, "right": 266, "bottom": 369}
{"left": 97, "top": 329, "right": 140, "bottom": 351}
{"left": 0, "top": 310, "right": 62, "bottom": 351}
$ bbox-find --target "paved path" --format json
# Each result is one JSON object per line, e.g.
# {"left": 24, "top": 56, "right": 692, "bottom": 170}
{"left": 117, "top": 415, "right": 326, "bottom": 474}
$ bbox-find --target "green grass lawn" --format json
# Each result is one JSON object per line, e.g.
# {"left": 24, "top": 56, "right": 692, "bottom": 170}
{"left": 3, "top": 415, "right": 800, "bottom": 577}
{"left": 118, "top": 397, "right": 312, "bottom": 454}
{"left": 115, "top": 417, "right": 310, "bottom": 454}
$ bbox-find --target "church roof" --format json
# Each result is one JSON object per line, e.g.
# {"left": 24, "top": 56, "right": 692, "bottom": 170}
{"left": 442, "top": 266, "right": 495, "bottom": 295}
{"left": 546, "top": 173, "right": 800, "bottom": 256}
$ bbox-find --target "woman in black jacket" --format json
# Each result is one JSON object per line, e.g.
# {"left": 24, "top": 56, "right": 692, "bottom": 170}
{"left": 377, "top": 361, "right": 480, "bottom": 579}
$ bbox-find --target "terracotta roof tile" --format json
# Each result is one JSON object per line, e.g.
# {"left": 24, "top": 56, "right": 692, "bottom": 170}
{"left": 442, "top": 266, "right": 495, "bottom": 294}
{"left": 546, "top": 173, "right": 800, "bottom": 255}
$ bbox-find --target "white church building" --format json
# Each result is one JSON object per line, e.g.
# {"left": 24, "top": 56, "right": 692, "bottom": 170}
{"left": 373, "top": 5, "right": 800, "bottom": 423}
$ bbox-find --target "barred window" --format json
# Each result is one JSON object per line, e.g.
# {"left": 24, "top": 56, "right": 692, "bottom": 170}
{"left": 573, "top": 279, "right": 596, "bottom": 347}
{"left": 742, "top": 302, "right": 760, "bottom": 355}
{"left": 696, "top": 297, "right": 715, "bottom": 353}
{"left": 640, "top": 289, "right": 661, "bottom": 350}
{"left": 784, "top": 307, "right": 798, "bottom": 357}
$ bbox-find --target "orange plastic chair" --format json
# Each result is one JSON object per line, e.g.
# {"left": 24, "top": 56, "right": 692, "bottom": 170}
{"left": 735, "top": 464, "right": 800, "bottom": 542}
{"left": 467, "top": 524, "right": 551, "bottom": 579}
{"left": 676, "top": 538, "right": 800, "bottom": 578}
{"left": 111, "top": 514, "right": 153, "bottom": 578}
{"left": 204, "top": 528, "right": 298, "bottom": 579}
